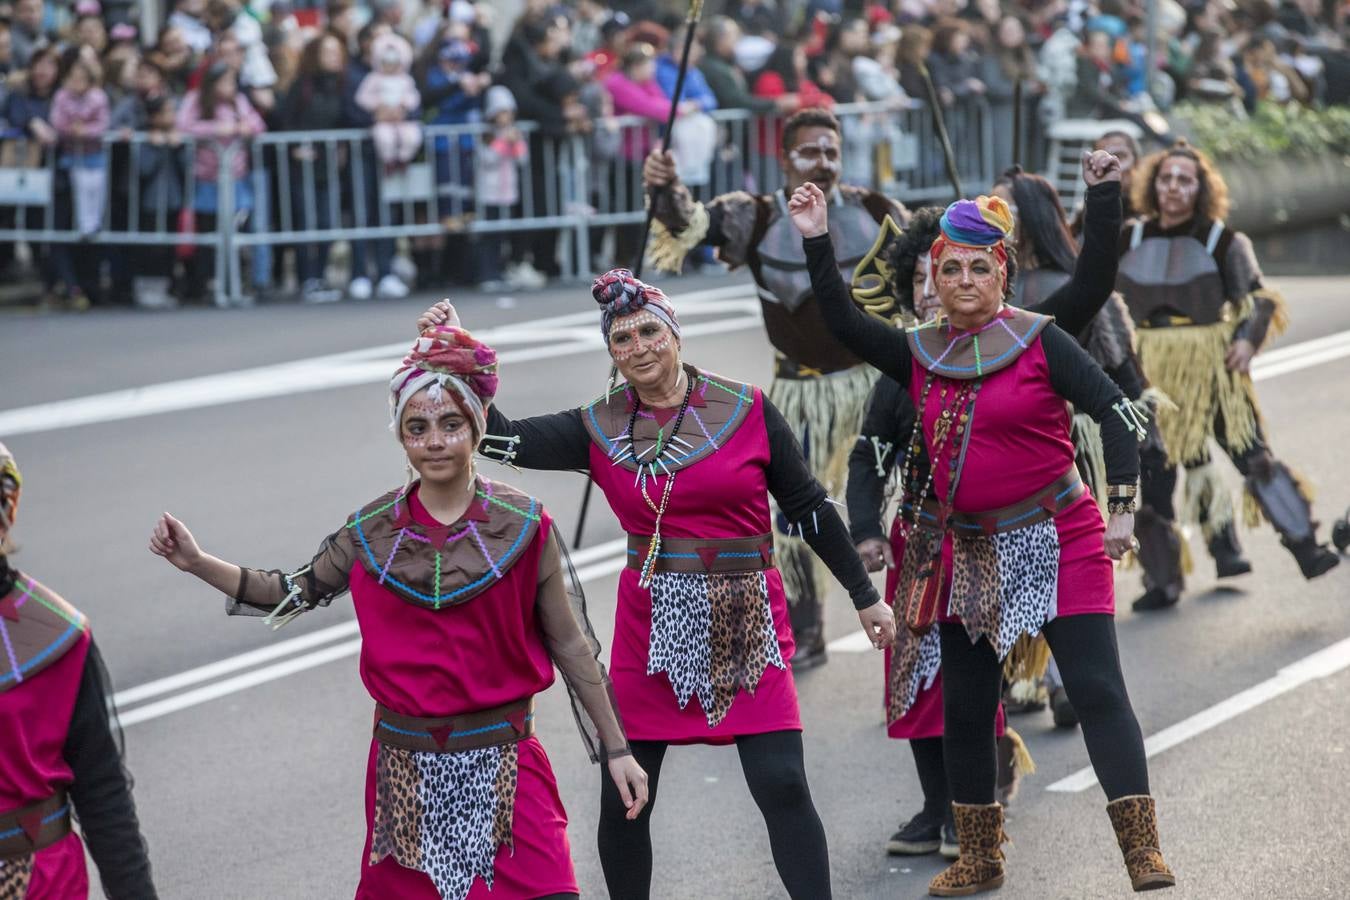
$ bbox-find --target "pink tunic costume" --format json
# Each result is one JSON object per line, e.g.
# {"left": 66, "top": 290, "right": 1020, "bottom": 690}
{"left": 482, "top": 366, "right": 880, "bottom": 746}
{"left": 0, "top": 578, "right": 90, "bottom": 900}
{"left": 230, "top": 479, "right": 623, "bottom": 900}
{"left": 804, "top": 231, "right": 1142, "bottom": 715}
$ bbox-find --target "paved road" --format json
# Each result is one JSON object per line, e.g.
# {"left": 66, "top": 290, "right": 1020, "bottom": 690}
{"left": 3, "top": 273, "right": 1349, "bottom": 900}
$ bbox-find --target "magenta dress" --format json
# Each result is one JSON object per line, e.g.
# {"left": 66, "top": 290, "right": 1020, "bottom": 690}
{"left": 231, "top": 481, "right": 601, "bottom": 900}
{"left": 482, "top": 367, "right": 880, "bottom": 747}
{"left": 0, "top": 581, "right": 90, "bottom": 900}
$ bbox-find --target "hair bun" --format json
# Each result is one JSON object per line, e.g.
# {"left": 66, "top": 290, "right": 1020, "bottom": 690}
{"left": 592, "top": 268, "right": 643, "bottom": 313}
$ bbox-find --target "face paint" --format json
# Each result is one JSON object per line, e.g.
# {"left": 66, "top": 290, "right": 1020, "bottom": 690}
{"left": 935, "top": 245, "right": 1003, "bottom": 291}
{"left": 787, "top": 134, "right": 841, "bottom": 176}
{"left": 607, "top": 311, "right": 674, "bottom": 362}
{"left": 400, "top": 397, "right": 471, "bottom": 448}
{"left": 1156, "top": 159, "right": 1199, "bottom": 208}
{"left": 914, "top": 255, "right": 942, "bottom": 322}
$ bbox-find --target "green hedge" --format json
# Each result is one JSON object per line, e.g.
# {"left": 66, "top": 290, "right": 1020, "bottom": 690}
{"left": 1176, "top": 103, "right": 1350, "bottom": 163}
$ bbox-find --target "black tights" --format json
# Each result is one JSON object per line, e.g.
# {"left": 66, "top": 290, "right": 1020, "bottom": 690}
{"left": 597, "top": 730, "right": 831, "bottom": 899}
{"left": 941, "top": 615, "right": 1148, "bottom": 803}
{"left": 911, "top": 736, "right": 949, "bottom": 817}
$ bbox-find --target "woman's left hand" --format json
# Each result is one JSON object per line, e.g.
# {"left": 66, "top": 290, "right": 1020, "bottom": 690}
{"left": 416, "top": 299, "right": 460, "bottom": 333}
{"left": 1082, "top": 149, "right": 1122, "bottom": 186}
{"left": 858, "top": 600, "right": 896, "bottom": 650}
{"left": 1104, "top": 512, "right": 1135, "bottom": 560}
{"left": 788, "top": 182, "right": 829, "bottom": 239}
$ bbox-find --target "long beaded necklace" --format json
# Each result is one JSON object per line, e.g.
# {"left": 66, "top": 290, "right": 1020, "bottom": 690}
{"left": 895, "top": 374, "right": 978, "bottom": 538}
{"left": 628, "top": 371, "right": 696, "bottom": 587}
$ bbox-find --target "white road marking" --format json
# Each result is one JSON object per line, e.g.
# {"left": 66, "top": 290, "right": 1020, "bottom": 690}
{"left": 827, "top": 631, "right": 877, "bottom": 653}
{"left": 0, "top": 294, "right": 761, "bottom": 437}
{"left": 1047, "top": 635, "right": 1350, "bottom": 792}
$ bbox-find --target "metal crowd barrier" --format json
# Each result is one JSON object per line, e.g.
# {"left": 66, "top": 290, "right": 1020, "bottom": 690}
{"left": 0, "top": 99, "right": 1000, "bottom": 306}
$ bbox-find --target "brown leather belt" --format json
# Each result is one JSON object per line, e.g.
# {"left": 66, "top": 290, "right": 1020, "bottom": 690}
{"left": 0, "top": 794, "right": 71, "bottom": 860}
{"left": 947, "top": 468, "right": 1085, "bottom": 537}
{"left": 772, "top": 355, "right": 858, "bottom": 380}
{"left": 374, "top": 698, "right": 535, "bottom": 754}
{"left": 626, "top": 533, "right": 775, "bottom": 575}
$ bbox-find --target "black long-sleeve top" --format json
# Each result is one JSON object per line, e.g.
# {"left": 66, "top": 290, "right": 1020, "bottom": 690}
{"left": 484, "top": 398, "right": 881, "bottom": 610}
{"left": 803, "top": 224, "right": 1139, "bottom": 490}
{"left": 65, "top": 639, "right": 159, "bottom": 899}
{"left": 846, "top": 377, "right": 916, "bottom": 545}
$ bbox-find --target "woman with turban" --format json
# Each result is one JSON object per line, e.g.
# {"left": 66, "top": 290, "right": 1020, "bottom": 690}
{"left": 148, "top": 326, "right": 646, "bottom": 900}
{"left": 1, "top": 443, "right": 158, "bottom": 899}
{"left": 417, "top": 271, "right": 894, "bottom": 900}
{"left": 793, "top": 156, "right": 1177, "bottom": 895}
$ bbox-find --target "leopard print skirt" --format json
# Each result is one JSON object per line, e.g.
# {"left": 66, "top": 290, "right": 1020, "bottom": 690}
{"left": 886, "top": 623, "right": 943, "bottom": 724}
{"left": 947, "top": 518, "right": 1060, "bottom": 661}
{"left": 0, "top": 855, "right": 34, "bottom": 900}
{"left": 647, "top": 571, "right": 787, "bottom": 727}
{"left": 370, "top": 742, "right": 517, "bottom": 900}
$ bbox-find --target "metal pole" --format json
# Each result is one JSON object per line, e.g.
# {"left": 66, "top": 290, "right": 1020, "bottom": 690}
{"left": 1144, "top": 0, "right": 1159, "bottom": 106}
{"left": 919, "top": 65, "right": 964, "bottom": 200}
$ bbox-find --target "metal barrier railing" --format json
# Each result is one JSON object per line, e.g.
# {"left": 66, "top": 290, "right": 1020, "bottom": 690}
{"left": 0, "top": 99, "right": 1000, "bottom": 305}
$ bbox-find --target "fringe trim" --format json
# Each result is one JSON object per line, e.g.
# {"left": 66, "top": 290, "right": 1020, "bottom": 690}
{"left": 645, "top": 203, "right": 711, "bottom": 274}
{"left": 1071, "top": 412, "right": 1107, "bottom": 510}
{"left": 1243, "top": 465, "right": 1316, "bottom": 529}
{"left": 1136, "top": 323, "right": 1261, "bottom": 464}
{"left": 1005, "top": 726, "right": 1036, "bottom": 777}
{"left": 1003, "top": 633, "right": 1052, "bottom": 685}
{"left": 1182, "top": 462, "right": 1234, "bottom": 540}
{"left": 1248, "top": 288, "right": 1291, "bottom": 343}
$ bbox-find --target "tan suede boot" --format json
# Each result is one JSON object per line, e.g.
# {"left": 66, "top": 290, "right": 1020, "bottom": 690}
{"left": 928, "top": 802, "right": 1006, "bottom": 897}
{"left": 1106, "top": 795, "right": 1176, "bottom": 892}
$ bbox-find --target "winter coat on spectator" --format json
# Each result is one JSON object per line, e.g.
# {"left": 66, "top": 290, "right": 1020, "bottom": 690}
{"left": 176, "top": 90, "right": 265, "bottom": 182}
{"left": 604, "top": 68, "right": 672, "bottom": 161}
{"left": 279, "top": 73, "right": 346, "bottom": 181}
{"left": 168, "top": 9, "right": 213, "bottom": 55}
{"left": 2, "top": 87, "right": 53, "bottom": 138}
{"left": 751, "top": 68, "right": 833, "bottom": 111}
{"left": 731, "top": 1, "right": 783, "bottom": 36}
{"left": 1038, "top": 24, "right": 1080, "bottom": 124}
{"left": 476, "top": 129, "right": 527, "bottom": 207}
{"left": 10, "top": 21, "right": 43, "bottom": 69}
{"left": 136, "top": 140, "right": 187, "bottom": 215}
{"left": 497, "top": 33, "right": 578, "bottom": 137}
{"left": 423, "top": 68, "right": 480, "bottom": 127}
{"left": 656, "top": 55, "right": 719, "bottom": 111}
{"left": 852, "top": 55, "right": 909, "bottom": 102}
{"left": 928, "top": 49, "right": 985, "bottom": 100}
{"left": 1067, "top": 53, "right": 1124, "bottom": 117}
{"left": 50, "top": 87, "right": 110, "bottom": 157}
{"left": 699, "top": 55, "right": 777, "bottom": 113}
{"left": 342, "top": 58, "right": 375, "bottom": 128}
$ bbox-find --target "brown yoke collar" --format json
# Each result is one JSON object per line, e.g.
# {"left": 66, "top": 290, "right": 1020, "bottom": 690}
{"left": 582, "top": 366, "right": 755, "bottom": 474}
{"left": 906, "top": 307, "right": 1052, "bottom": 380}
{"left": 346, "top": 479, "right": 542, "bottom": 611}
{"left": 0, "top": 574, "right": 87, "bottom": 696}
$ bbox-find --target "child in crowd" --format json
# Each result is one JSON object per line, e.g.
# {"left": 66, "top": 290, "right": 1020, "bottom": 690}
{"left": 474, "top": 84, "right": 526, "bottom": 289}
{"left": 50, "top": 45, "right": 108, "bottom": 237}
{"left": 356, "top": 31, "right": 421, "bottom": 169}
{"left": 134, "top": 95, "right": 186, "bottom": 307}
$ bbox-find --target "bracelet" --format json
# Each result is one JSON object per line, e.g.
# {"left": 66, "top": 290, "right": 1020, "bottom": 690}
{"left": 603, "top": 745, "right": 634, "bottom": 761}
{"left": 1106, "top": 484, "right": 1138, "bottom": 500}
{"left": 1107, "top": 498, "right": 1137, "bottom": 516}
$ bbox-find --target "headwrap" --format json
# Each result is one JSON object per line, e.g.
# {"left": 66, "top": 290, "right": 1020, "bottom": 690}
{"left": 0, "top": 441, "right": 20, "bottom": 530}
{"left": 390, "top": 326, "right": 499, "bottom": 440}
{"left": 930, "top": 195, "right": 1014, "bottom": 273}
{"left": 593, "top": 268, "right": 681, "bottom": 342}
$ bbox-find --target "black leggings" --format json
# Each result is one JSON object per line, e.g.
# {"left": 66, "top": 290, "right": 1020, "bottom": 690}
{"left": 597, "top": 730, "right": 831, "bottom": 899}
{"left": 911, "top": 736, "right": 949, "bottom": 817}
{"left": 941, "top": 615, "right": 1148, "bottom": 803}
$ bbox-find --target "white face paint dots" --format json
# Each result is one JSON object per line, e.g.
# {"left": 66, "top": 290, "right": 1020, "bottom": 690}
{"left": 935, "top": 245, "right": 1002, "bottom": 291}
{"left": 788, "top": 134, "right": 842, "bottom": 177}
{"left": 607, "top": 311, "right": 674, "bottom": 362}
{"left": 400, "top": 397, "right": 471, "bottom": 448}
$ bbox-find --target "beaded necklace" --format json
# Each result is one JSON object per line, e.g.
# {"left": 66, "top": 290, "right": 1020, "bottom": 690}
{"left": 895, "top": 373, "right": 979, "bottom": 537}
{"left": 627, "top": 372, "right": 696, "bottom": 587}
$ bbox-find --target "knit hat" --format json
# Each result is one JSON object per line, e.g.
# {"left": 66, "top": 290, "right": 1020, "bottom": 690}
{"left": 930, "top": 195, "right": 1014, "bottom": 271}
{"left": 593, "top": 269, "right": 680, "bottom": 342}
{"left": 390, "top": 326, "right": 499, "bottom": 440}
{"left": 483, "top": 85, "right": 516, "bottom": 120}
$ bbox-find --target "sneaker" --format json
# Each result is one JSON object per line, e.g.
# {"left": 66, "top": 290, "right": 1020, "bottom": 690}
{"left": 348, "top": 277, "right": 373, "bottom": 301}
{"left": 376, "top": 274, "right": 410, "bottom": 300}
{"left": 1050, "top": 685, "right": 1079, "bottom": 729}
{"left": 301, "top": 279, "right": 342, "bottom": 304}
{"left": 886, "top": 810, "right": 942, "bottom": 856}
{"left": 391, "top": 255, "right": 418, "bottom": 286}
{"left": 939, "top": 816, "right": 959, "bottom": 859}
{"left": 506, "top": 261, "right": 548, "bottom": 289}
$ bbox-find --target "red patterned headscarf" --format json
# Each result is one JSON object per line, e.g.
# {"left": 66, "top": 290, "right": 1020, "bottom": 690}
{"left": 390, "top": 326, "right": 499, "bottom": 439}
{"left": 593, "top": 268, "right": 680, "bottom": 341}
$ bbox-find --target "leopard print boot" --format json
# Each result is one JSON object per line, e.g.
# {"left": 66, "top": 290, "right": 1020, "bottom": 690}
{"left": 1106, "top": 795, "right": 1176, "bottom": 892}
{"left": 927, "top": 802, "right": 1007, "bottom": 897}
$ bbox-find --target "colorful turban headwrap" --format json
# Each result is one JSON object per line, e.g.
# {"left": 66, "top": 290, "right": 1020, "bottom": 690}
{"left": 390, "top": 326, "right": 499, "bottom": 440}
{"left": 593, "top": 268, "right": 681, "bottom": 342}
{"left": 930, "top": 195, "right": 1014, "bottom": 278}
{"left": 0, "top": 441, "right": 21, "bottom": 532}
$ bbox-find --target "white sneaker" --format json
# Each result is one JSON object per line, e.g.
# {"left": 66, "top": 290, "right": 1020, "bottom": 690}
{"left": 391, "top": 255, "right": 417, "bottom": 285}
{"left": 301, "top": 279, "right": 343, "bottom": 304}
{"left": 348, "top": 277, "right": 373, "bottom": 301}
{"left": 506, "top": 261, "right": 547, "bottom": 290}
{"left": 376, "top": 274, "right": 410, "bottom": 300}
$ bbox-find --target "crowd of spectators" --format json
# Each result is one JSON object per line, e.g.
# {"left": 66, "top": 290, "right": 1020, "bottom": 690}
{"left": 0, "top": 0, "right": 1346, "bottom": 307}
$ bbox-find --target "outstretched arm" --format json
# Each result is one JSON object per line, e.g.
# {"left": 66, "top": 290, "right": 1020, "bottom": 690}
{"left": 1029, "top": 152, "right": 1124, "bottom": 334}
{"left": 792, "top": 182, "right": 912, "bottom": 384}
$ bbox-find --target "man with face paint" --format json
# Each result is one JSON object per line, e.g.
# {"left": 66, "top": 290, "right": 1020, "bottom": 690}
{"left": 643, "top": 107, "right": 908, "bottom": 669}
{"left": 1116, "top": 142, "right": 1339, "bottom": 607}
